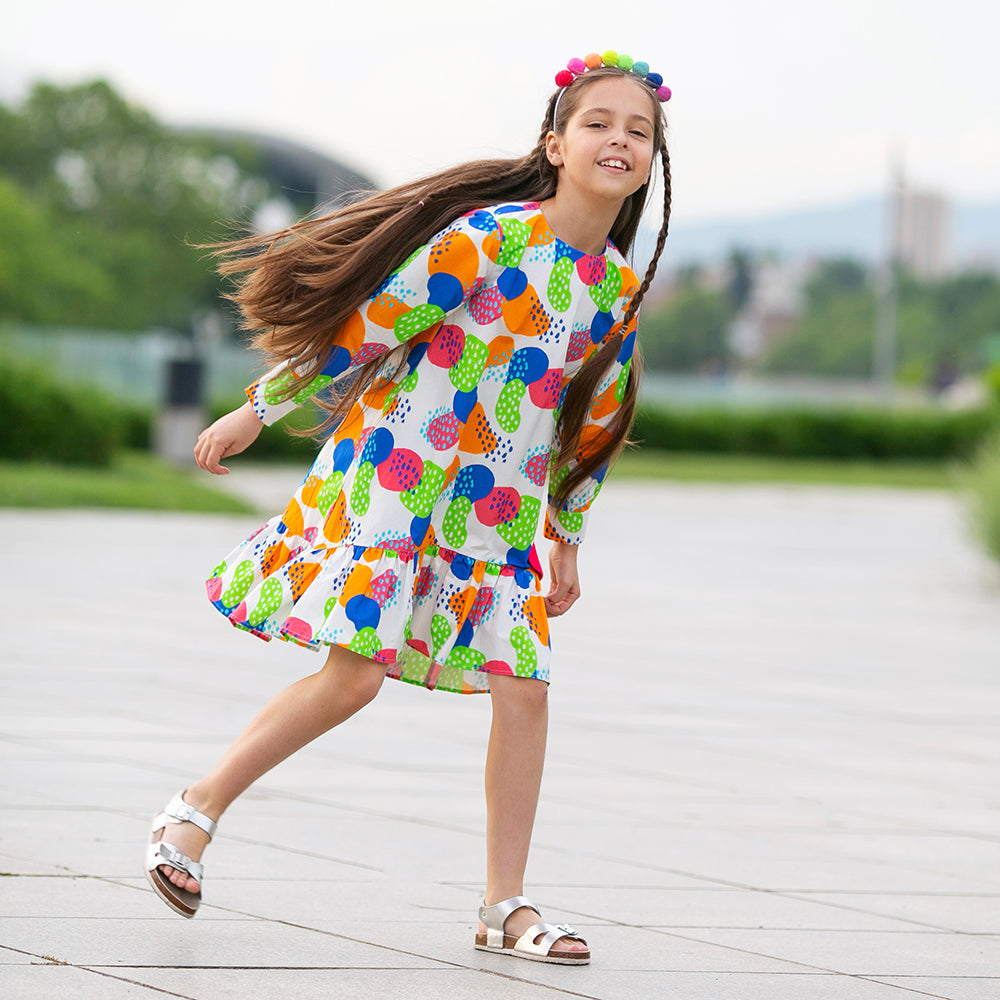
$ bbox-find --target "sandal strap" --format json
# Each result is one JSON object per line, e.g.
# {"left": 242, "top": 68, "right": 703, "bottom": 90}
{"left": 153, "top": 791, "right": 217, "bottom": 840}
{"left": 148, "top": 841, "right": 205, "bottom": 883}
{"left": 515, "top": 920, "right": 582, "bottom": 956}
{"left": 478, "top": 895, "right": 540, "bottom": 950}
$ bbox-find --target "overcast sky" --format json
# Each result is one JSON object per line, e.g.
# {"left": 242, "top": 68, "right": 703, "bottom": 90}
{"left": 4, "top": 0, "right": 997, "bottom": 225}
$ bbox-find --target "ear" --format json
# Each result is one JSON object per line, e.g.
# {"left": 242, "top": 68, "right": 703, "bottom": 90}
{"left": 544, "top": 130, "right": 564, "bottom": 168}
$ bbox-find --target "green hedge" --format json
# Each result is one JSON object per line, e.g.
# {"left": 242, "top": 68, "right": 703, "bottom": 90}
{"left": 633, "top": 404, "right": 998, "bottom": 461}
{"left": 0, "top": 354, "right": 149, "bottom": 465}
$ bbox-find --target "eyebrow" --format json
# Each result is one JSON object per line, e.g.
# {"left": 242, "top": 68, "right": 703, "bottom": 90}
{"left": 580, "top": 106, "right": 654, "bottom": 129}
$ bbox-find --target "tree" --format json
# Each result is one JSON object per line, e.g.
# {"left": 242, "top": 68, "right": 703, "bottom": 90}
{"left": 0, "top": 80, "right": 275, "bottom": 330}
{"left": 640, "top": 283, "right": 733, "bottom": 372}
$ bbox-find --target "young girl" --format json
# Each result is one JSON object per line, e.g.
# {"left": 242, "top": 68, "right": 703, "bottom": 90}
{"left": 145, "top": 51, "right": 671, "bottom": 965}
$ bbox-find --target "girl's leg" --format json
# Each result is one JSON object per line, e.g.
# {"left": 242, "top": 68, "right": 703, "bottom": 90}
{"left": 481, "top": 674, "right": 587, "bottom": 954}
{"left": 157, "top": 643, "right": 388, "bottom": 892}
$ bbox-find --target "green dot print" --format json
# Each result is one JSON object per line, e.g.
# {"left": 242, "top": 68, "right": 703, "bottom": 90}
{"left": 293, "top": 373, "right": 333, "bottom": 405}
{"left": 349, "top": 462, "right": 375, "bottom": 516}
{"left": 496, "top": 496, "right": 540, "bottom": 550}
{"left": 495, "top": 379, "right": 526, "bottom": 434}
{"left": 547, "top": 256, "right": 574, "bottom": 313}
{"left": 442, "top": 496, "right": 473, "bottom": 548}
{"left": 248, "top": 576, "right": 283, "bottom": 626}
{"left": 589, "top": 260, "right": 622, "bottom": 313}
{"left": 615, "top": 359, "right": 631, "bottom": 402}
{"left": 394, "top": 303, "right": 446, "bottom": 342}
{"left": 448, "top": 334, "right": 489, "bottom": 392}
{"left": 221, "top": 559, "right": 254, "bottom": 608}
{"left": 446, "top": 645, "right": 487, "bottom": 671}
{"left": 557, "top": 509, "right": 584, "bottom": 535}
{"left": 495, "top": 218, "right": 531, "bottom": 268}
{"left": 317, "top": 470, "right": 345, "bottom": 516}
{"left": 400, "top": 460, "right": 447, "bottom": 518}
{"left": 262, "top": 370, "right": 295, "bottom": 406}
{"left": 430, "top": 614, "right": 452, "bottom": 657}
{"left": 510, "top": 626, "right": 537, "bottom": 677}
{"left": 349, "top": 627, "right": 381, "bottom": 658}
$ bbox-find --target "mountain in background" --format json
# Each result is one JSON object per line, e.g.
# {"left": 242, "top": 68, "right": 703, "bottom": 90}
{"left": 642, "top": 196, "right": 1000, "bottom": 271}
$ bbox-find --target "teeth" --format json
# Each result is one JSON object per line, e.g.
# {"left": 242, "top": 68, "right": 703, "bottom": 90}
{"left": 600, "top": 159, "right": 628, "bottom": 170}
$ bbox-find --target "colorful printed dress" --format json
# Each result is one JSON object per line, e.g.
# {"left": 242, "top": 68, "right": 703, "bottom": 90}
{"left": 207, "top": 203, "right": 639, "bottom": 694}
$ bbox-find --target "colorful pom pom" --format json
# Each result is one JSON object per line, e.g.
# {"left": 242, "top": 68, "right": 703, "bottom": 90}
{"left": 553, "top": 52, "right": 671, "bottom": 104}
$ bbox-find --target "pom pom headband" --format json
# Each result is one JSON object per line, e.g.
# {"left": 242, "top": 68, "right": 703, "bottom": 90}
{"left": 555, "top": 50, "right": 672, "bottom": 104}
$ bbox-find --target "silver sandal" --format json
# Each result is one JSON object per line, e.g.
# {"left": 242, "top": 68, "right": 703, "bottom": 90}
{"left": 474, "top": 895, "right": 590, "bottom": 964}
{"left": 144, "top": 790, "right": 217, "bottom": 918}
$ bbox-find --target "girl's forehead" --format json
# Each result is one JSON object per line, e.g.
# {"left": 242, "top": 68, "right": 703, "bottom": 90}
{"left": 568, "top": 76, "right": 658, "bottom": 121}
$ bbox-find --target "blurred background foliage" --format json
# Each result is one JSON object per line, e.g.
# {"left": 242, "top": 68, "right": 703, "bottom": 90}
{"left": 0, "top": 79, "right": 275, "bottom": 330}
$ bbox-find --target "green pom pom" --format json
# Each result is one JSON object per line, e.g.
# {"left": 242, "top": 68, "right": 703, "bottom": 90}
{"left": 617, "top": 53, "right": 634, "bottom": 71}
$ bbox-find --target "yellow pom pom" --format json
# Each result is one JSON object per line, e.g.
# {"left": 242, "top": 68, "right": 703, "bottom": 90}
{"left": 601, "top": 49, "right": 618, "bottom": 66}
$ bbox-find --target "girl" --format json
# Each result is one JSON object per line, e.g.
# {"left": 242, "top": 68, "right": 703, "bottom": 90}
{"left": 145, "top": 51, "right": 671, "bottom": 965}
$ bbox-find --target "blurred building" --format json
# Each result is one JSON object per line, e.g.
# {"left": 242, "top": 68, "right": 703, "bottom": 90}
{"left": 728, "top": 259, "right": 808, "bottom": 361}
{"left": 895, "top": 186, "right": 950, "bottom": 278}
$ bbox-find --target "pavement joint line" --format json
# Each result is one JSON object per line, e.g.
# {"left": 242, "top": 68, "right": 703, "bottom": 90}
{"left": 0, "top": 946, "right": 196, "bottom": 999}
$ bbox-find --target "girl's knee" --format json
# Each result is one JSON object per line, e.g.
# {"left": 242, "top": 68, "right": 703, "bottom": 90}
{"left": 490, "top": 675, "right": 549, "bottom": 715}
{"left": 319, "top": 646, "right": 386, "bottom": 706}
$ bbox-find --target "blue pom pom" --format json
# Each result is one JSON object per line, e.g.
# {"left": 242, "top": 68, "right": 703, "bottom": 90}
{"left": 646, "top": 71, "right": 663, "bottom": 87}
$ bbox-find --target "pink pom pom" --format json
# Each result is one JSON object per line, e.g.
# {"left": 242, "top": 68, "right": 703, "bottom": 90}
{"left": 567, "top": 57, "right": 586, "bottom": 75}
{"left": 656, "top": 84, "right": 672, "bottom": 102}
{"left": 555, "top": 69, "right": 574, "bottom": 87}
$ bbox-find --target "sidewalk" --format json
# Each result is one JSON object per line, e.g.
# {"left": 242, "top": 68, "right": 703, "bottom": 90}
{"left": 2, "top": 479, "right": 999, "bottom": 999}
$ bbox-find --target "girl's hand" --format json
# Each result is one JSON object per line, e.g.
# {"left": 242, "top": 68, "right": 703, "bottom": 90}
{"left": 544, "top": 541, "right": 581, "bottom": 617}
{"left": 194, "top": 401, "right": 263, "bottom": 475}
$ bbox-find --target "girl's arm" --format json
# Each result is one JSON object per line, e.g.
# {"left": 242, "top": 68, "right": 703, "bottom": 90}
{"left": 194, "top": 400, "right": 263, "bottom": 475}
{"left": 544, "top": 539, "right": 581, "bottom": 617}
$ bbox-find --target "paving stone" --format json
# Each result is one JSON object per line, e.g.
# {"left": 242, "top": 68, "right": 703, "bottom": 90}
{"left": 3, "top": 484, "right": 999, "bottom": 998}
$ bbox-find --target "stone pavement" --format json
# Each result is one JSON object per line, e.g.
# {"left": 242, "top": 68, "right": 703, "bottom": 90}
{"left": 2, "top": 475, "right": 1000, "bottom": 999}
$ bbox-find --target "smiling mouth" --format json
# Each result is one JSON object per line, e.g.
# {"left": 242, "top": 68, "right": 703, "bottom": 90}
{"left": 598, "top": 159, "right": 630, "bottom": 171}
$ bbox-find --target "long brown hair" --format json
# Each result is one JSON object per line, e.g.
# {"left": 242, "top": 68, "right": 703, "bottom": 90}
{"left": 218, "top": 66, "right": 671, "bottom": 507}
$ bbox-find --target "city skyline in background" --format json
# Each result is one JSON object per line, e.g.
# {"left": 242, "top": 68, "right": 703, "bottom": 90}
{"left": 4, "top": 0, "right": 999, "bottom": 230}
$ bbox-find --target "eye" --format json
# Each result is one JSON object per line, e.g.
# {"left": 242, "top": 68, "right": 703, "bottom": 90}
{"left": 586, "top": 121, "right": 607, "bottom": 129}
{"left": 630, "top": 129, "right": 650, "bottom": 139}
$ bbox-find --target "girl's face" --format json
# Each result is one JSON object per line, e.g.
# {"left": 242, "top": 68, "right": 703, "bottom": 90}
{"left": 546, "top": 77, "right": 657, "bottom": 209}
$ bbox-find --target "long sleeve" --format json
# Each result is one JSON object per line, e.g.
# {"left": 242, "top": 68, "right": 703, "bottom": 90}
{"left": 543, "top": 308, "right": 638, "bottom": 546}
{"left": 246, "top": 210, "right": 504, "bottom": 425}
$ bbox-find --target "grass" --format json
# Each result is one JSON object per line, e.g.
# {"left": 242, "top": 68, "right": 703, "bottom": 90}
{"left": 0, "top": 448, "right": 962, "bottom": 515}
{"left": 613, "top": 449, "right": 960, "bottom": 489}
{"left": 0, "top": 450, "right": 254, "bottom": 513}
